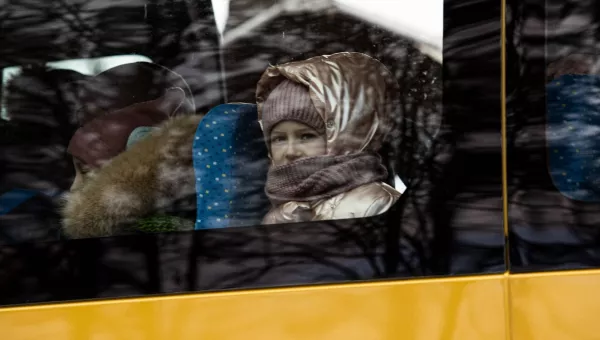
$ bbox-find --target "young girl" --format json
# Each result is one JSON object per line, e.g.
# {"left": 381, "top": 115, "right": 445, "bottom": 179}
{"left": 256, "top": 52, "right": 402, "bottom": 224}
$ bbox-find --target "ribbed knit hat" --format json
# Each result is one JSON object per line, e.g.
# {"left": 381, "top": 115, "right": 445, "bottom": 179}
{"left": 261, "top": 79, "right": 325, "bottom": 140}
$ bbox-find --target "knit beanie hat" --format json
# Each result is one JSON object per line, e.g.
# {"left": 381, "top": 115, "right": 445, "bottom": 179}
{"left": 261, "top": 79, "right": 325, "bottom": 141}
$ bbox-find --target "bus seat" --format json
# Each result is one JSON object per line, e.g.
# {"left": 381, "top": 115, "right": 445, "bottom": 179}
{"left": 546, "top": 74, "right": 600, "bottom": 202}
{"left": 0, "top": 188, "right": 63, "bottom": 244}
{"left": 0, "top": 189, "right": 39, "bottom": 216}
{"left": 192, "top": 103, "right": 270, "bottom": 229}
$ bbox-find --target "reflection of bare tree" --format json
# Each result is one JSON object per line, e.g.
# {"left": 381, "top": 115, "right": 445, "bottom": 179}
{"left": 0, "top": 0, "right": 506, "bottom": 306}
{"left": 435, "top": 0, "right": 504, "bottom": 274}
{"left": 221, "top": 4, "right": 446, "bottom": 278}
{"left": 188, "top": 0, "right": 501, "bottom": 288}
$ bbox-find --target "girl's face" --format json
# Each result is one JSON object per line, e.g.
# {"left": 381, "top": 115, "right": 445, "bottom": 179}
{"left": 270, "top": 121, "right": 326, "bottom": 166}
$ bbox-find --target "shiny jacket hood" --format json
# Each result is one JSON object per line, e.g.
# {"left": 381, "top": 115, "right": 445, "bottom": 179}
{"left": 256, "top": 52, "right": 399, "bottom": 156}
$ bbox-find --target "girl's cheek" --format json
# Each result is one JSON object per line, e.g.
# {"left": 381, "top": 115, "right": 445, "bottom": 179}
{"left": 307, "top": 139, "right": 327, "bottom": 154}
{"left": 269, "top": 147, "right": 284, "bottom": 165}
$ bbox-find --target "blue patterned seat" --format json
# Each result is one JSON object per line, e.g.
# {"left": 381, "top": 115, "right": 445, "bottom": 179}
{"left": 546, "top": 74, "right": 600, "bottom": 202}
{"left": 192, "top": 103, "right": 270, "bottom": 229}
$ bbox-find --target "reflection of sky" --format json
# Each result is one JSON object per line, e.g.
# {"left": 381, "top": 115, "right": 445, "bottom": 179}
{"left": 547, "top": 74, "right": 600, "bottom": 201}
{"left": 394, "top": 174, "right": 407, "bottom": 193}
{"left": 213, "top": 0, "right": 443, "bottom": 62}
{"left": 333, "top": 0, "right": 443, "bottom": 51}
{"left": 211, "top": 0, "right": 230, "bottom": 37}
{"left": 1, "top": 54, "right": 152, "bottom": 120}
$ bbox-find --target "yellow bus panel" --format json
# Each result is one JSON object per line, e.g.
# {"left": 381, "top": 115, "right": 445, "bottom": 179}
{"left": 510, "top": 270, "right": 600, "bottom": 340}
{"left": 0, "top": 275, "right": 505, "bottom": 340}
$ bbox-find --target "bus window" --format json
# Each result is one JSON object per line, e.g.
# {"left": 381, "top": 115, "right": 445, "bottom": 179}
{"left": 0, "top": 0, "right": 504, "bottom": 307}
{"left": 508, "top": 0, "right": 600, "bottom": 271}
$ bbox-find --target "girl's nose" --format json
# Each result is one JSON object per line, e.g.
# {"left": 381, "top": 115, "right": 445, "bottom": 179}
{"left": 284, "top": 141, "right": 303, "bottom": 162}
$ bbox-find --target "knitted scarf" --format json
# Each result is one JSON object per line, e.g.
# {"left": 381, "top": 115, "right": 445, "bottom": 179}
{"left": 265, "top": 151, "right": 388, "bottom": 206}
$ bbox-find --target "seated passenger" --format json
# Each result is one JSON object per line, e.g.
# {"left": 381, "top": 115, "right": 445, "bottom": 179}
{"left": 256, "top": 52, "right": 401, "bottom": 224}
{"left": 67, "top": 88, "right": 187, "bottom": 191}
{"left": 61, "top": 88, "right": 199, "bottom": 238}
{"left": 1, "top": 61, "right": 197, "bottom": 241}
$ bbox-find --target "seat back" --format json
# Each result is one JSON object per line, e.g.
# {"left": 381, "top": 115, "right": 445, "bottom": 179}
{"left": 0, "top": 188, "right": 63, "bottom": 244}
{"left": 546, "top": 74, "right": 600, "bottom": 202}
{"left": 192, "top": 103, "right": 270, "bottom": 229}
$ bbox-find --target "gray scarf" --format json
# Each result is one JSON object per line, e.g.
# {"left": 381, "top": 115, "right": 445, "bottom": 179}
{"left": 265, "top": 151, "right": 388, "bottom": 206}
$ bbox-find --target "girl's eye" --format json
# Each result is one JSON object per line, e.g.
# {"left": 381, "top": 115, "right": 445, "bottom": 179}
{"left": 300, "top": 133, "right": 317, "bottom": 141}
{"left": 271, "top": 136, "right": 286, "bottom": 144}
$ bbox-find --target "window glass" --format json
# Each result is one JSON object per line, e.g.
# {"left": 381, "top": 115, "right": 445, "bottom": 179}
{"left": 508, "top": 0, "right": 600, "bottom": 271}
{"left": 0, "top": 0, "right": 504, "bottom": 306}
